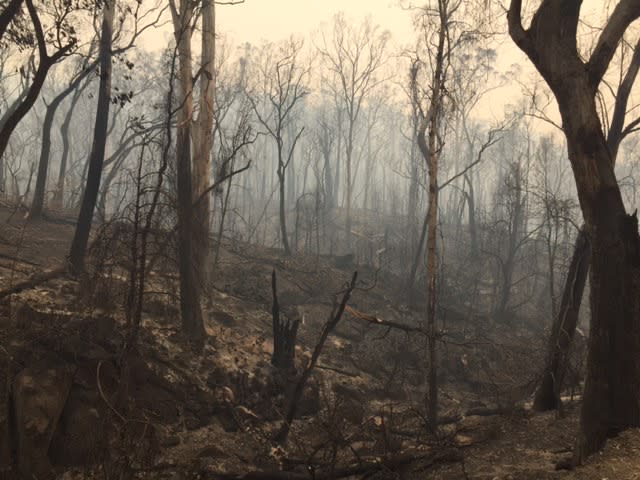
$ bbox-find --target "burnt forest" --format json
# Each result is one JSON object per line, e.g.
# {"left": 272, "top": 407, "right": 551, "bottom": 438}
{"left": 1, "top": 0, "right": 640, "bottom": 479}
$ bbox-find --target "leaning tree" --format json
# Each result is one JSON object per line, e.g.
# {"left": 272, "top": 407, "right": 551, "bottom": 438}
{"left": 508, "top": 0, "right": 640, "bottom": 463}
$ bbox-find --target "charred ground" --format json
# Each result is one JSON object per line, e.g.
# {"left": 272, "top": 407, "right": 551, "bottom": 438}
{"left": 0, "top": 206, "right": 637, "bottom": 479}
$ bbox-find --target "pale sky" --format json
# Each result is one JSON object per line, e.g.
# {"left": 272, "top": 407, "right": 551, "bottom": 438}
{"left": 142, "top": 0, "right": 619, "bottom": 130}
{"left": 216, "top": 0, "right": 413, "bottom": 45}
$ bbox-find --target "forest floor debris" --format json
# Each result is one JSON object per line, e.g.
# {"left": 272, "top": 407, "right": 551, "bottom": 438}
{"left": 0, "top": 209, "right": 638, "bottom": 479}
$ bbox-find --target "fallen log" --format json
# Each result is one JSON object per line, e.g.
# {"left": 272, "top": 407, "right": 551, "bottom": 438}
{"left": 0, "top": 267, "right": 65, "bottom": 300}
{"left": 208, "top": 447, "right": 462, "bottom": 480}
{"left": 0, "top": 253, "right": 40, "bottom": 267}
{"left": 346, "top": 305, "right": 423, "bottom": 334}
{"left": 316, "top": 363, "right": 360, "bottom": 378}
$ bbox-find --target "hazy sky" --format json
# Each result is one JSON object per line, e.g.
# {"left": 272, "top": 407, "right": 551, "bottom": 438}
{"left": 142, "top": 0, "right": 613, "bottom": 128}
{"left": 215, "top": 0, "right": 413, "bottom": 45}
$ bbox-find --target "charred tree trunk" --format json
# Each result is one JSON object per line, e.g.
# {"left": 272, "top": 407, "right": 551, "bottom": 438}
{"left": 534, "top": 226, "right": 590, "bottom": 411}
{"left": 464, "top": 174, "right": 478, "bottom": 259}
{"left": 345, "top": 121, "right": 354, "bottom": 250}
{"left": 271, "top": 270, "right": 300, "bottom": 372}
{"left": 424, "top": 131, "right": 439, "bottom": 431}
{"left": 508, "top": 0, "right": 640, "bottom": 462}
{"left": 567, "top": 115, "right": 640, "bottom": 461}
{"left": 171, "top": 0, "right": 205, "bottom": 344}
{"left": 410, "top": 2, "right": 447, "bottom": 426}
{"left": 496, "top": 163, "right": 524, "bottom": 320}
{"left": 319, "top": 123, "right": 334, "bottom": 208}
{"left": 0, "top": 0, "right": 72, "bottom": 181}
{"left": 407, "top": 128, "right": 420, "bottom": 267}
{"left": 335, "top": 110, "right": 342, "bottom": 208}
{"left": 277, "top": 161, "right": 291, "bottom": 256}
{"left": 274, "top": 272, "right": 358, "bottom": 444}
{"left": 52, "top": 76, "right": 89, "bottom": 210}
{"left": 68, "top": 0, "right": 115, "bottom": 274}
{"left": 406, "top": 209, "right": 429, "bottom": 296}
{"left": 533, "top": 24, "right": 640, "bottom": 417}
{"left": 0, "top": 0, "right": 23, "bottom": 41}
{"left": 97, "top": 151, "right": 128, "bottom": 221}
{"left": 30, "top": 63, "right": 96, "bottom": 218}
{"left": 30, "top": 98, "right": 64, "bottom": 218}
{"left": 192, "top": 0, "right": 216, "bottom": 288}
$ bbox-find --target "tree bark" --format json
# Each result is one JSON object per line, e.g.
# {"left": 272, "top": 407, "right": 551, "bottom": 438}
{"left": 533, "top": 27, "right": 640, "bottom": 415}
{"left": 51, "top": 76, "right": 89, "bottom": 210}
{"left": 565, "top": 111, "right": 640, "bottom": 461}
{"left": 0, "top": 0, "right": 23, "bottom": 43}
{"left": 270, "top": 270, "right": 299, "bottom": 372}
{"left": 410, "top": 2, "right": 447, "bottom": 427}
{"left": 0, "top": 0, "right": 72, "bottom": 178}
{"left": 278, "top": 165, "right": 291, "bottom": 255}
{"left": 534, "top": 226, "right": 590, "bottom": 411}
{"left": 464, "top": 173, "right": 478, "bottom": 258}
{"left": 68, "top": 0, "right": 115, "bottom": 274}
{"left": 192, "top": 0, "right": 215, "bottom": 287}
{"left": 30, "top": 62, "right": 97, "bottom": 218}
{"left": 424, "top": 129, "right": 439, "bottom": 431}
{"left": 508, "top": 0, "right": 640, "bottom": 458}
{"left": 345, "top": 120, "right": 354, "bottom": 250}
{"left": 170, "top": 0, "right": 205, "bottom": 344}
{"left": 496, "top": 162, "right": 525, "bottom": 319}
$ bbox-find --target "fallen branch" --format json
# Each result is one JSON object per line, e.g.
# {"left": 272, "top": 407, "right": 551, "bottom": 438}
{"left": 316, "top": 363, "right": 360, "bottom": 377}
{"left": 0, "top": 267, "right": 65, "bottom": 299}
{"left": 346, "top": 305, "right": 423, "bottom": 334}
{"left": 209, "top": 447, "right": 462, "bottom": 479}
{"left": 0, "top": 253, "right": 40, "bottom": 267}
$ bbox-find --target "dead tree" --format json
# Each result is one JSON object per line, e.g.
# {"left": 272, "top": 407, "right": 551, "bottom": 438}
{"left": 508, "top": 0, "right": 640, "bottom": 462}
{"left": 248, "top": 38, "right": 308, "bottom": 256}
{"left": 533, "top": 32, "right": 640, "bottom": 413}
{"left": 0, "top": 0, "right": 78, "bottom": 173}
{"left": 192, "top": 0, "right": 216, "bottom": 288}
{"left": 68, "top": 0, "right": 115, "bottom": 274}
{"left": 169, "top": 0, "right": 204, "bottom": 344}
{"left": 51, "top": 68, "right": 93, "bottom": 210}
{"left": 533, "top": 228, "right": 589, "bottom": 412}
{"left": 274, "top": 271, "right": 358, "bottom": 444}
{"left": 270, "top": 270, "right": 300, "bottom": 372}
{"left": 0, "top": 0, "right": 23, "bottom": 41}
{"left": 29, "top": 56, "right": 98, "bottom": 218}
{"left": 408, "top": 0, "right": 451, "bottom": 431}
{"left": 318, "top": 14, "right": 389, "bottom": 250}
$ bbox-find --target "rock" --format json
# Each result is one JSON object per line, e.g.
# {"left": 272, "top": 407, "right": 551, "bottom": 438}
{"left": 210, "top": 310, "right": 235, "bottom": 327}
{"left": 13, "top": 358, "right": 75, "bottom": 479}
{"left": 261, "top": 339, "right": 274, "bottom": 355}
{"left": 197, "top": 445, "right": 225, "bottom": 459}
{"left": 454, "top": 434, "right": 474, "bottom": 446}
